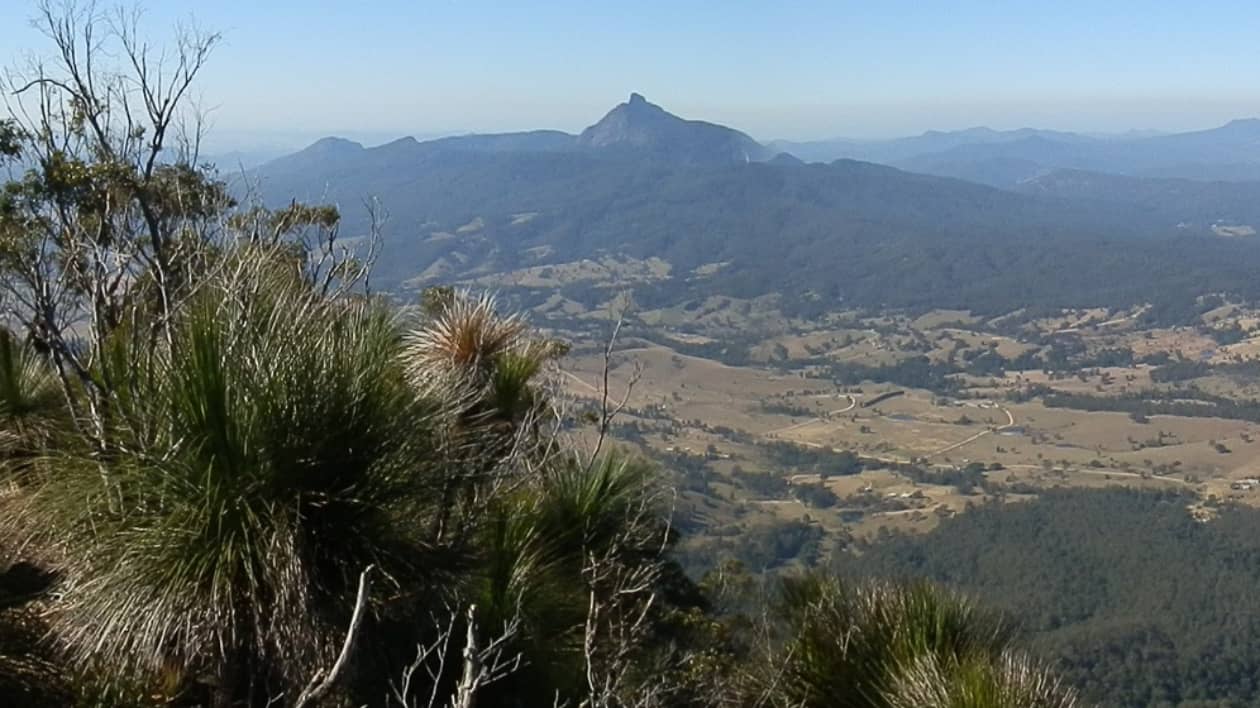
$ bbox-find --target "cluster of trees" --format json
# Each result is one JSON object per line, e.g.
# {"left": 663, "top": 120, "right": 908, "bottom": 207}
{"left": 828, "top": 357, "right": 962, "bottom": 394}
{"left": 1042, "top": 387, "right": 1260, "bottom": 423}
{"left": 760, "top": 441, "right": 865, "bottom": 478}
{"left": 822, "top": 341, "right": 1157, "bottom": 397}
{"left": 1149, "top": 358, "right": 1260, "bottom": 385}
{"left": 0, "top": 5, "right": 1082, "bottom": 707}
{"left": 848, "top": 489, "right": 1260, "bottom": 707}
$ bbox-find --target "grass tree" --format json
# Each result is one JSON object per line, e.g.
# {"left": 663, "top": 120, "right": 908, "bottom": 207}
{"left": 761, "top": 574, "right": 1081, "bottom": 708}
{"left": 886, "top": 651, "right": 1081, "bottom": 708}
{"left": 469, "top": 453, "right": 671, "bottom": 706}
{"left": 402, "top": 288, "right": 567, "bottom": 544}
{"left": 0, "top": 329, "right": 64, "bottom": 472}
{"left": 4, "top": 252, "right": 475, "bottom": 705}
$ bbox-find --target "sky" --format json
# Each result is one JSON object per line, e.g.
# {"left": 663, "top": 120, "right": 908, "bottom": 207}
{"left": 3, "top": 0, "right": 1260, "bottom": 152}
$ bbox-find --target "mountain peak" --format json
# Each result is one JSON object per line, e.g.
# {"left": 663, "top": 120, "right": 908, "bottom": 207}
{"left": 577, "top": 93, "right": 768, "bottom": 164}
{"left": 1222, "top": 118, "right": 1260, "bottom": 131}
{"left": 306, "top": 136, "right": 364, "bottom": 152}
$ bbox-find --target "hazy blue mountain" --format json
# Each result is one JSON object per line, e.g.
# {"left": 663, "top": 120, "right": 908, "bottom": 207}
{"left": 768, "top": 127, "right": 1094, "bottom": 165}
{"left": 250, "top": 97, "right": 1260, "bottom": 322}
{"left": 767, "top": 152, "right": 806, "bottom": 166}
{"left": 895, "top": 136, "right": 1110, "bottom": 186}
{"left": 252, "top": 136, "right": 368, "bottom": 179}
{"left": 254, "top": 93, "right": 768, "bottom": 180}
{"left": 1139, "top": 118, "right": 1260, "bottom": 163}
{"left": 770, "top": 120, "right": 1260, "bottom": 185}
{"left": 891, "top": 119, "right": 1260, "bottom": 186}
{"left": 415, "top": 130, "right": 577, "bottom": 154}
{"left": 577, "top": 93, "right": 770, "bottom": 164}
{"left": 204, "top": 148, "right": 291, "bottom": 170}
{"left": 259, "top": 109, "right": 1260, "bottom": 192}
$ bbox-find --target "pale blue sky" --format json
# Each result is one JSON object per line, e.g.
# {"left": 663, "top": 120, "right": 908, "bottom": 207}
{"left": 2, "top": 0, "right": 1259, "bottom": 150}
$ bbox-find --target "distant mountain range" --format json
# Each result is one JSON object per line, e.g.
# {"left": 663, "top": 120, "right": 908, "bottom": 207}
{"left": 254, "top": 95, "right": 1260, "bottom": 186}
{"left": 774, "top": 119, "right": 1260, "bottom": 186}
{"left": 259, "top": 93, "right": 769, "bottom": 176}
{"left": 247, "top": 95, "right": 1260, "bottom": 323}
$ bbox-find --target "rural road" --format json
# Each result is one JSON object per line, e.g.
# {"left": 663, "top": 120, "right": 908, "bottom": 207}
{"left": 926, "top": 405, "right": 1016, "bottom": 458}
{"left": 561, "top": 364, "right": 1016, "bottom": 469}
{"left": 767, "top": 394, "right": 857, "bottom": 435}
{"left": 1053, "top": 312, "right": 1139, "bottom": 335}
{"left": 1071, "top": 467, "right": 1194, "bottom": 486}
{"left": 559, "top": 369, "right": 602, "bottom": 395}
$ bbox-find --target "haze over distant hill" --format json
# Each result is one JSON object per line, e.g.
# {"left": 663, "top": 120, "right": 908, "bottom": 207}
{"left": 775, "top": 119, "right": 1260, "bottom": 186}
{"left": 768, "top": 126, "right": 1093, "bottom": 167}
{"left": 248, "top": 96, "right": 1260, "bottom": 324}
{"left": 258, "top": 93, "right": 768, "bottom": 177}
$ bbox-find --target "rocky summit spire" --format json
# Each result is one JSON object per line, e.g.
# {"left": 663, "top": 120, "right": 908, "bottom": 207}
{"left": 576, "top": 92, "right": 768, "bottom": 164}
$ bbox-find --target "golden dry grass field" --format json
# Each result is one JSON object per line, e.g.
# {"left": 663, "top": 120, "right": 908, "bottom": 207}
{"left": 550, "top": 304, "right": 1260, "bottom": 554}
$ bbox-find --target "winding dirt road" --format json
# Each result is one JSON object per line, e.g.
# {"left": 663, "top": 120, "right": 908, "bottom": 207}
{"left": 766, "top": 394, "right": 857, "bottom": 435}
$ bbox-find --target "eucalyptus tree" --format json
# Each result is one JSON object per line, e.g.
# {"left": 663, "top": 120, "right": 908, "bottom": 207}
{"left": 0, "top": 1, "right": 225, "bottom": 445}
{"left": 0, "top": 3, "right": 372, "bottom": 449}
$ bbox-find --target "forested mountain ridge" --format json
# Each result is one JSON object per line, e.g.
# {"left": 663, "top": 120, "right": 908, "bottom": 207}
{"left": 1012, "top": 168, "right": 1260, "bottom": 228}
{"left": 250, "top": 98, "right": 1260, "bottom": 322}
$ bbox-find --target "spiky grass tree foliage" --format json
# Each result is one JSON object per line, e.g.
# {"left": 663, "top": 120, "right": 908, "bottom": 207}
{"left": 5, "top": 254, "right": 462, "bottom": 702}
{"left": 886, "top": 651, "right": 1081, "bottom": 708}
{"left": 468, "top": 453, "right": 669, "bottom": 706}
{"left": 0, "top": 329, "right": 64, "bottom": 469}
{"left": 769, "top": 575, "right": 1019, "bottom": 708}
{"left": 403, "top": 288, "right": 564, "bottom": 426}
{"left": 479, "top": 453, "right": 664, "bottom": 633}
{"left": 534, "top": 454, "right": 663, "bottom": 564}
{"left": 0, "top": 330, "right": 65, "bottom": 704}
{"left": 402, "top": 289, "right": 565, "bottom": 544}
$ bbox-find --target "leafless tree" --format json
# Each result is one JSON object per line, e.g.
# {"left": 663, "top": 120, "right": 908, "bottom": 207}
{"left": 0, "top": 1, "right": 222, "bottom": 444}
{"left": 573, "top": 487, "right": 676, "bottom": 708}
{"left": 585, "top": 297, "right": 643, "bottom": 469}
{"left": 0, "top": 2, "right": 384, "bottom": 450}
{"left": 390, "top": 605, "right": 523, "bottom": 708}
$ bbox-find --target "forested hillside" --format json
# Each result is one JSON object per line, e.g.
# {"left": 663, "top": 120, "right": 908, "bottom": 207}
{"left": 849, "top": 489, "right": 1260, "bottom": 707}
{"left": 253, "top": 144, "right": 1260, "bottom": 323}
{"left": 250, "top": 99, "right": 1260, "bottom": 326}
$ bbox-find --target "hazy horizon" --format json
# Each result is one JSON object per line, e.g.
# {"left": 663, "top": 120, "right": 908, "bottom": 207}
{"left": 4, "top": 0, "right": 1260, "bottom": 153}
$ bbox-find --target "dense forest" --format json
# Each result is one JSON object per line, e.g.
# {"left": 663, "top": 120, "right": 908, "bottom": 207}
{"left": 847, "top": 489, "right": 1260, "bottom": 707}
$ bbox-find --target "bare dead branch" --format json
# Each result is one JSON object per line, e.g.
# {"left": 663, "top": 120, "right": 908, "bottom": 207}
{"left": 587, "top": 298, "right": 643, "bottom": 470}
{"left": 390, "top": 604, "right": 523, "bottom": 708}
{"left": 293, "top": 564, "right": 376, "bottom": 708}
